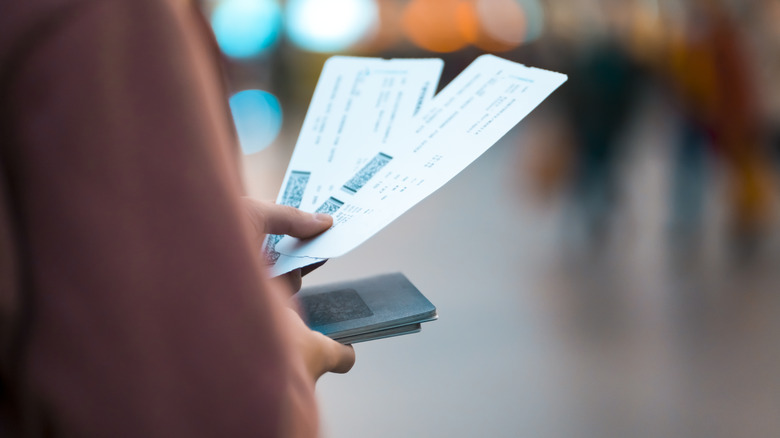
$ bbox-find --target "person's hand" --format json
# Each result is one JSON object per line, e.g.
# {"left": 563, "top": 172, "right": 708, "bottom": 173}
{"left": 279, "top": 298, "right": 356, "bottom": 381}
{"left": 243, "top": 197, "right": 331, "bottom": 292}
{"left": 242, "top": 198, "right": 355, "bottom": 379}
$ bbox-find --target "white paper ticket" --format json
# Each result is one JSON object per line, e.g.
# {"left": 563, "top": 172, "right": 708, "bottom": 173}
{"left": 271, "top": 55, "right": 566, "bottom": 270}
{"left": 265, "top": 57, "right": 443, "bottom": 275}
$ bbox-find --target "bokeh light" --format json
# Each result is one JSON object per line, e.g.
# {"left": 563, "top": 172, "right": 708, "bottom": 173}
{"left": 355, "top": 0, "right": 405, "bottom": 52}
{"left": 286, "top": 0, "right": 379, "bottom": 53}
{"left": 518, "top": 0, "right": 544, "bottom": 43}
{"left": 402, "top": 0, "right": 473, "bottom": 53}
{"left": 402, "top": 0, "right": 544, "bottom": 53}
{"left": 472, "top": 0, "right": 527, "bottom": 52}
{"left": 229, "top": 90, "right": 283, "bottom": 155}
{"left": 211, "top": 0, "right": 282, "bottom": 59}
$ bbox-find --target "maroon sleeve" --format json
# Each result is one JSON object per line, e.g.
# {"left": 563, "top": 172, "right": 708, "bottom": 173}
{"left": 3, "top": 0, "right": 317, "bottom": 435}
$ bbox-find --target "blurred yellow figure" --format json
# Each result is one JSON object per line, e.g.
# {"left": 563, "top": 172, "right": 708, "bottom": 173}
{"left": 664, "top": 0, "right": 774, "bottom": 252}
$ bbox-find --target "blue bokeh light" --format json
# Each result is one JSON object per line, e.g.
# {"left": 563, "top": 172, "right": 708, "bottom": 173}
{"left": 286, "top": 0, "right": 379, "bottom": 53}
{"left": 229, "top": 90, "right": 283, "bottom": 155}
{"left": 519, "top": 0, "right": 545, "bottom": 43}
{"left": 211, "top": 0, "right": 282, "bottom": 59}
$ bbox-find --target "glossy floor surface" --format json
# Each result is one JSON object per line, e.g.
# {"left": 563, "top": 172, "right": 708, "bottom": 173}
{"left": 244, "top": 100, "right": 780, "bottom": 438}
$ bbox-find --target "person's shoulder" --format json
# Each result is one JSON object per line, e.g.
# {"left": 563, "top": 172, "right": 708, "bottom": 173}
{"left": 0, "top": 0, "right": 185, "bottom": 74}
{"left": 0, "top": 0, "right": 89, "bottom": 69}
{"left": 0, "top": 0, "right": 86, "bottom": 43}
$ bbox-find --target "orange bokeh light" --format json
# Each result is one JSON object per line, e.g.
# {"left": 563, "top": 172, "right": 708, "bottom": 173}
{"left": 402, "top": 0, "right": 474, "bottom": 53}
{"left": 402, "top": 0, "right": 529, "bottom": 53}
{"left": 472, "top": 0, "right": 527, "bottom": 52}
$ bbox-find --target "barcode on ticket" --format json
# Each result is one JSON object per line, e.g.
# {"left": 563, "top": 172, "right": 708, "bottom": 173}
{"left": 341, "top": 152, "right": 392, "bottom": 194}
{"left": 315, "top": 197, "right": 345, "bottom": 215}
{"left": 281, "top": 170, "right": 311, "bottom": 207}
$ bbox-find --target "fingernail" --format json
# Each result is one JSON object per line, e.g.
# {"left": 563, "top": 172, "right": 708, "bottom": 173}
{"left": 314, "top": 213, "right": 332, "bottom": 222}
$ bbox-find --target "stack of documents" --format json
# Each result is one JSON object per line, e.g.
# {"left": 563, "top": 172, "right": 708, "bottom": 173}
{"left": 295, "top": 272, "right": 437, "bottom": 344}
{"left": 265, "top": 55, "right": 566, "bottom": 276}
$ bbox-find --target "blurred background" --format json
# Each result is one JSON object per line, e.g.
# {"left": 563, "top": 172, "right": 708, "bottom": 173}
{"left": 201, "top": 0, "right": 780, "bottom": 436}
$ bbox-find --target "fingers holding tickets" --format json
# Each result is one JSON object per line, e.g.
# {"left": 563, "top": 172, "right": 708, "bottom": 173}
{"left": 243, "top": 202, "right": 352, "bottom": 380}
{"left": 243, "top": 198, "right": 332, "bottom": 240}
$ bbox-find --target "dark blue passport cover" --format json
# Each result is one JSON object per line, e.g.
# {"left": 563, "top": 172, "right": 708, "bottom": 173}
{"left": 295, "top": 272, "right": 437, "bottom": 343}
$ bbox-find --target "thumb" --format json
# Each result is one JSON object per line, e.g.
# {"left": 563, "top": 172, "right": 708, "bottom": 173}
{"left": 325, "top": 341, "right": 356, "bottom": 375}
{"left": 245, "top": 198, "right": 333, "bottom": 239}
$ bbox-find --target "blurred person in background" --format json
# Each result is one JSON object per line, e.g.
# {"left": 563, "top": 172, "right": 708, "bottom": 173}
{"left": 0, "top": 0, "right": 354, "bottom": 436}
{"left": 527, "top": 0, "right": 777, "bottom": 259}
{"left": 662, "top": 0, "right": 774, "bottom": 256}
{"left": 747, "top": 0, "right": 780, "bottom": 175}
{"left": 549, "top": 1, "right": 644, "bottom": 247}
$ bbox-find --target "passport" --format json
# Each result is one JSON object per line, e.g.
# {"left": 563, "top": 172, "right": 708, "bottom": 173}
{"left": 295, "top": 272, "right": 437, "bottom": 344}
